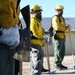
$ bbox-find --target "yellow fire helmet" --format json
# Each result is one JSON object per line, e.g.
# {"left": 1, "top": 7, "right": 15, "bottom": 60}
{"left": 31, "top": 4, "right": 42, "bottom": 11}
{"left": 55, "top": 4, "right": 64, "bottom": 10}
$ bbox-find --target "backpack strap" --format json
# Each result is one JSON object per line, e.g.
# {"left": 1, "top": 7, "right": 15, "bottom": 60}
{"left": 61, "top": 16, "right": 65, "bottom": 22}
{"left": 51, "top": 15, "right": 61, "bottom": 24}
{"left": 51, "top": 15, "right": 65, "bottom": 27}
{"left": 49, "top": 15, "right": 65, "bottom": 37}
{"left": 54, "top": 15, "right": 65, "bottom": 22}
{"left": 50, "top": 15, "right": 59, "bottom": 31}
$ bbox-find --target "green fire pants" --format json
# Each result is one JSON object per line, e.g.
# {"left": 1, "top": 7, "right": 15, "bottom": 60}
{"left": 53, "top": 38, "right": 65, "bottom": 66}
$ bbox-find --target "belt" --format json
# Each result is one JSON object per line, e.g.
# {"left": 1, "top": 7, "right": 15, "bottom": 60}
{"left": 56, "top": 31, "right": 64, "bottom": 33}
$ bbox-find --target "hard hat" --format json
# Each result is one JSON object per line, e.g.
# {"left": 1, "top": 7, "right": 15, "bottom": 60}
{"left": 31, "top": 4, "right": 42, "bottom": 11}
{"left": 55, "top": 4, "right": 64, "bottom": 10}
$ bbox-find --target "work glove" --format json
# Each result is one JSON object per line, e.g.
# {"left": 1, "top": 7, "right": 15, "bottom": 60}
{"left": 66, "top": 24, "right": 71, "bottom": 31}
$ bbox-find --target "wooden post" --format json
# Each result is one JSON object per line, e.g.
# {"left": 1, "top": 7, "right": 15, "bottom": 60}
{"left": 44, "top": 38, "right": 51, "bottom": 75}
{"left": 19, "top": 61, "right": 22, "bottom": 75}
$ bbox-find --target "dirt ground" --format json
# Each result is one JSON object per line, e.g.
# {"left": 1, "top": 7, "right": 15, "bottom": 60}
{"left": 21, "top": 55, "right": 75, "bottom": 75}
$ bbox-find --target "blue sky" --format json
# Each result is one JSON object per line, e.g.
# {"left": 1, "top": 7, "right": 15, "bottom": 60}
{"left": 20, "top": 0, "right": 75, "bottom": 18}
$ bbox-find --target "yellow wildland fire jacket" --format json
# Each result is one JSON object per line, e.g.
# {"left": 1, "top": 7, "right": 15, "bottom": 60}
{"left": 0, "top": 0, "right": 20, "bottom": 28}
{"left": 52, "top": 16, "right": 66, "bottom": 38}
{"left": 30, "top": 16, "right": 44, "bottom": 46}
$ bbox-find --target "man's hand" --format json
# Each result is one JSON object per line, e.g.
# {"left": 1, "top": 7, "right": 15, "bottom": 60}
{"left": 66, "top": 24, "right": 71, "bottom": 31}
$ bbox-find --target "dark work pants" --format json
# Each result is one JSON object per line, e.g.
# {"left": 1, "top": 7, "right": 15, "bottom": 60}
{"left": 14, "top": 45, "right": 20, "bottom": 75}
{"left": 15, "top": 60, "right": 20, "bottom": 75}
{"left": 30, "top": 44, "right": 44, "bottom": 75}
{"left": 0, "top": 45, "right": 15, "bottom": 75}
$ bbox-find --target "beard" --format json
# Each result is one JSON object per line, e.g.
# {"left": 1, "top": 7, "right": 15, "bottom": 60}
{"left": 36, "top": 13, "right": 42, "bottom": 21}
{"left": 56, "top": 11, "right": 63, "bottom": 16}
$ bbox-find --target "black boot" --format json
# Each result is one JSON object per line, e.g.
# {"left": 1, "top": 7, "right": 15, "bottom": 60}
{"left": 60, "top": 64, "right": 68, "bottom": 70}
{"left": 54, "top": 64, "right": 68, "bottom": 70}
{"left": 42, "top": 67, "right": 49, "bottom": 72}
{"left": 54, "top": 64, "right": 62, "bottom": 70}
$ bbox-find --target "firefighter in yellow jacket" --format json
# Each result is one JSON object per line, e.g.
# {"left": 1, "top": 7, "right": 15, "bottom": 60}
{"left": 0, "top": 0, "right": 20, "bottom": 75}
{"left": 30, "top": 4, "right": 49, "bottom": 75}
{"left": 52, "top": 4, "right": 71, "bottom": 70}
